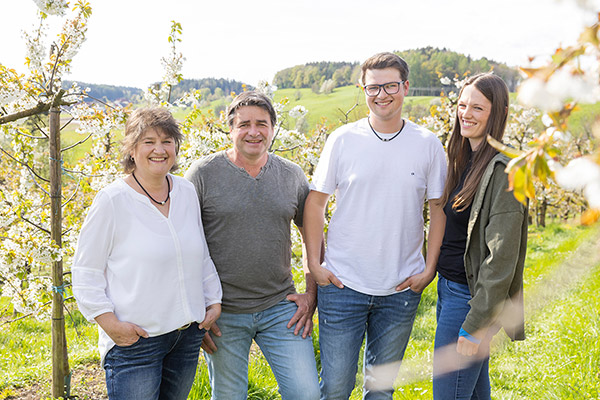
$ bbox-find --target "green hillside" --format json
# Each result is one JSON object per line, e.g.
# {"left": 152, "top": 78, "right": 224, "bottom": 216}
{"left": 274, "top": 86, "right": 437, "bottom": 130}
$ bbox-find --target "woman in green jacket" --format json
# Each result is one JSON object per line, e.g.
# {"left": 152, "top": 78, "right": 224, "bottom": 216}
{"left": 433, "top": 73, "right": 528, "bottom": 400}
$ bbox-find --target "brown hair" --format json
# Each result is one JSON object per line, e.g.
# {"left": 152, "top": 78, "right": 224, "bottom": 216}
{"left": 360, "top": 52, "right": 409, "bottom": 85}
{"left": 120, "top": 107, "right": 183, "bottom": 173}
{"left": 226, "top": 91, "right": 277, "bottom": 128}
{"left": 440, "top": 73, "right": 509, "bottom": 211}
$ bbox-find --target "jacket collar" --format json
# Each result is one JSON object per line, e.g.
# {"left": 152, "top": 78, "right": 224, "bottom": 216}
{"left": 466, "top": 152, "right": 510, "bottom": 240}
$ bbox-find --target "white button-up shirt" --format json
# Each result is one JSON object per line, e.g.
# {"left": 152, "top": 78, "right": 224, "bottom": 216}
{"left": 72, "top": 175, "right": 222, "bottom": 364}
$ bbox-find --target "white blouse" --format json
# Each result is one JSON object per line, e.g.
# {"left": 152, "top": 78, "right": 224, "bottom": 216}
{"left": 72, "top": 175, "right": 222, "bottom": 364}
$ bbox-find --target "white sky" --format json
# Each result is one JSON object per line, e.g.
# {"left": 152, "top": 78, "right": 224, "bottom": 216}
{"left": 2, "top": 0, "right": 600, "bottom": 89}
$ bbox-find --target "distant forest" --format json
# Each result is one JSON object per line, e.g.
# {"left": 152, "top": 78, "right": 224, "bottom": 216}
{"left": 167, "top": 78, "right": 251, "bottom": 101}
{"left": 273, "top": 47, "right": 521, "bottom": 92}
{"left": 65, "top": 47, "right": 522, "bottom": 104}
{"left": 63, "top": 78, "right": 249, "bottom": 104}
{"left": 62, "top": 81, "right": 143, "bottom": 103}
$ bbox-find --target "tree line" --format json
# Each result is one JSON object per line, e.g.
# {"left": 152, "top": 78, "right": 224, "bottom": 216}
{"left": 63, "top": 80, "right": 143, "bottom": 103}
{"left": 63, "top": 78, "right": 250, "bottom": 104}
{"left": 273, "top": 47, "right": 521, "bottom": 91}
{"left": 167, "top": 77, "right": 251, "bottom": 101}
{"left": 65, "top": 48, "right": 521, "bottom": 105}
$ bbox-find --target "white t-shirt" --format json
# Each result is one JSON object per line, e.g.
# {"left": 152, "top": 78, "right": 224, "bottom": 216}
{"left": 311, "top": 118, "right": 447, "bottom": 295}
{"left": 72, "top": 175, "right": 222, "bottom": 364}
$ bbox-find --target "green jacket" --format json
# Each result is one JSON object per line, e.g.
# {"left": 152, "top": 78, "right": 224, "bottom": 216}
{"left": 463, "top": 152, "right": 528, "bottom": 341}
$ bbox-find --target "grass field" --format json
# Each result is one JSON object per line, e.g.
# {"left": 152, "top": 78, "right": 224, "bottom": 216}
{"left": 1, "top": 222, "right": 598, "bottom": 399}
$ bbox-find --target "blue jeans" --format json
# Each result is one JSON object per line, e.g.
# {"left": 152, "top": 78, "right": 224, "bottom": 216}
{"left": 317, "top": 285, "right": 422, "bottom": 400}
{"left": 103, "top": 322, "right": 205, "bottom": 400}
{"left": 204, "top": 300, "right": 320, "bottom": 400}
{"left": 433, "top": 275, "right": 491, "bottom": 400}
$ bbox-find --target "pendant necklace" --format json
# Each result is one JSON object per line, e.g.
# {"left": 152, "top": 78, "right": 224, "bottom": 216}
{"left": 368, "top": 117, "right": 405, "bottom": 142}
{"left": 132, "top": 172, "right": 170, "bottom": 205}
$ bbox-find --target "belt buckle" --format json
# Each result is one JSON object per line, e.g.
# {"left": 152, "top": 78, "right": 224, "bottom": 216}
{"left": 177, "top": 322, "right": 192, "bottom": 331}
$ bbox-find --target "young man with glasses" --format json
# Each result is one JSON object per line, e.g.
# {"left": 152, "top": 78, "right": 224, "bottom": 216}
{"left": 304, "top": 52, "right": 447, "bottom": 399}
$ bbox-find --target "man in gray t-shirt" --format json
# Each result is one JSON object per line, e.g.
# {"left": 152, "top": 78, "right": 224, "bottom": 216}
{"left": 185, "top": 91, "right": 319, "bottom": 400}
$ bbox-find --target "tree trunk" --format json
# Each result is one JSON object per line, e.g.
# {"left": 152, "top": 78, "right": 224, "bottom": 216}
{"left": 539, "top": 199, "right": 547, "bottom": 228}
{"left": 50, "top": 106, "right": 70, "bottom": 398}
{"left": 422, "top": 202, "right": 429, "bottom": 258}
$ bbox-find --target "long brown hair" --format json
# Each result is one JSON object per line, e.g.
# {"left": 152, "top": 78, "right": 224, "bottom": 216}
{"left": 440, "top": 73, "right": 509, "bottom": 211}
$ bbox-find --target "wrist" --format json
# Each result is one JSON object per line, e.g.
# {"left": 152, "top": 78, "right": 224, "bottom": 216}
{"left": 459, "top": 327, "right": 481, "bottom": 344}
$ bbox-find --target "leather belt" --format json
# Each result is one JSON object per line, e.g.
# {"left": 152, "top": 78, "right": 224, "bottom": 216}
{"left": 177, "top": 322, "right": 192, "bottom": 331}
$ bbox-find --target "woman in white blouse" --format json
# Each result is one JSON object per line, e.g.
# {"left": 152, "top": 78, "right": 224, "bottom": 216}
{"left": 73, "top": 107, "right": 222, "bottom": 400}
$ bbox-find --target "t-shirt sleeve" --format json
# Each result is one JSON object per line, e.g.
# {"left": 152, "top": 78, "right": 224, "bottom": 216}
{"left": 426, "top": 138, "right": 447, "bottom": 200}
{"left": 293, "top": 170, "right": 310, "bottom": 228}
{"left": 184, "top": 161, "right": 204, "bottom": 207}
{"left": 310, "top": 131, "right": 340, "bottom": 195}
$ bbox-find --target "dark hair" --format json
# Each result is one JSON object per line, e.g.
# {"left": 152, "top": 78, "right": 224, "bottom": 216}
{"left": 440, "top": 73, "right": 509, "bottom": 211}
{"left": 360, "top": 52, "right": 410, "bottom": 85}
{"left": 120, "top": 107, "right": 183, "bottom": 173}
{"left": 226, "top": 91, "right": 277, "bottom": 128}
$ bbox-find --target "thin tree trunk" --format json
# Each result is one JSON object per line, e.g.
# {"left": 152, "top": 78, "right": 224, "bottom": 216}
{"left": 422, "top": 202, "right": 429, "bottom": 258}
{"left": 540, "top": 199, "right": 547, "bottom": 228}
{"left": 50, "top": 106, "right": 70, "bottom": 398}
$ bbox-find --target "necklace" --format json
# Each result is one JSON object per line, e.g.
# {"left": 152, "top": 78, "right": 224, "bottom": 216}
{"left": 367, "top": 117, "right": 405, "bottom": 142}
{"left": 132, "top": 172, "right": 170, "bottom": 205}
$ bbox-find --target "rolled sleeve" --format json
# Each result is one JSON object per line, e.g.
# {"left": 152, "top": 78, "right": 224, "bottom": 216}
{"left": 72, "top": 191, "right": 115, "bottom": 322}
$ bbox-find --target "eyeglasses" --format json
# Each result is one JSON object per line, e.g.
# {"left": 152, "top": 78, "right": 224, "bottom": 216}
{"left": 363, "top": 81, "right": 405, "bottom": 97}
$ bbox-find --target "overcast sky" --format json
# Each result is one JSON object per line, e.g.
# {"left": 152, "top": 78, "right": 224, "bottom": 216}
{"left": 2, "top": 0, "right": 599, "bottom": 89}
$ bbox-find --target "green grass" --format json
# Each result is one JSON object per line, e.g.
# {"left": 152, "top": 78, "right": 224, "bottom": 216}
{"left": 491, "top": 264, "right": 600, "bottom": 399}
{"left": 348, "top": 222, "right": 600, "bottom": 399}
{"left": 192, "top": 85, "right": 437, "bottom": 135}
{"left": 0, "top": 303, "right": 98, "bottom": 394}
{"left": 1, "top": 223, "right": 598, "bottom": 399}
{"left": 273, "top": 86, "right": 436, "bottom": 131}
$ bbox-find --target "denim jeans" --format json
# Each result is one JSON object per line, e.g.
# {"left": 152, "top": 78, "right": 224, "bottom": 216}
{"left": 317, "top": 285, "right": 422, "bottom": 400}
{"left": 204, "top": 299, "right": 319, "bottom": 400}
{"left": 433, "top": 275, "right": 491, "bottom": 400}
{"left": 103, "top": 322, "right": 205, "bottom": 400}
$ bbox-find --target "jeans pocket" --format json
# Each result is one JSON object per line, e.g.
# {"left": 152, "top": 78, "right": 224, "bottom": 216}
{"left": 114, "top": 336, "right": 144, "bottom": 349}
{"left": 318, "top": 282, "right": 335, "bottom": 288}
{"left": 445, "top": 279, "right": 472, "bottom": 300}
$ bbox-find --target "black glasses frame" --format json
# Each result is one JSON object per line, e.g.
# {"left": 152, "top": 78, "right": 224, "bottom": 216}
{"left": 362, "top": 81, "right": 405, "bottom": 97}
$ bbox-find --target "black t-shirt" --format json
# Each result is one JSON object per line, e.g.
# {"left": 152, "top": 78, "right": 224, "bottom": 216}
{"left": 437, "top": 155, "right": 473, "bottom": 285}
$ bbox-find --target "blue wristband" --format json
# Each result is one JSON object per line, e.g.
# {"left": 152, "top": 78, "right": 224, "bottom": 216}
{"left": 459, "top": 328, "right": 481, "bottom": 344}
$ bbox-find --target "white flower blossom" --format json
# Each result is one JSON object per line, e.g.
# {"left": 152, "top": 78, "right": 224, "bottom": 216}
{"left": 256, "top": 80, "right": 277, "bottom": 99}
{"left": 556, "top": 157, "right": 600, "bottom": 208}
{"left": 22, "top": 22, "right": 48, "bottom": 74}
{"left": 289, "top": 105, "right": 308, "bottom": 119}
{"left": 519, "top": 69, "right": 600, "bottom": 111}
{"left": 517, "top": 77, "right": 564, "bottom": 112}
{"left": 33, "top": 0, "right": 68, "bottom": 16}
{"left": 161, "top": 52, "right": 185, "bottom": 86}
{"left": 440, "top": 77, "right": 451, "bottom": 86}
{"left": 174, "top": 90, "right": 202, "bottom": 108}
{"left": 546, "top": 126, "right": 572, "bottom": 142}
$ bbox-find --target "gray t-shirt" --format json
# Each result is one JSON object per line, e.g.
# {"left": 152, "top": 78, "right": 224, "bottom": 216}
{"left": 185, "top": 151, "right": 309, "bottom": 313}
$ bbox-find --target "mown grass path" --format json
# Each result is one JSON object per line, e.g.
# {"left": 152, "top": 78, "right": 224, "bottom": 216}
{"left": 392, "top": 224, "right": 600, "bottom": 399}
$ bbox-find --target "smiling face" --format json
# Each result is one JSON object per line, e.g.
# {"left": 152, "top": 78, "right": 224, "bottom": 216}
{"left": 130, "top": 128, "right": 176, "bottom": 179}
{"left": 364, "top": 67, "right": 409, "bottom": 131}
{"left": 230, "top": 105, "right": 274, "bottom": 163}
{"left": 457, "top": 84, "right": 492, "bottom": 149}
